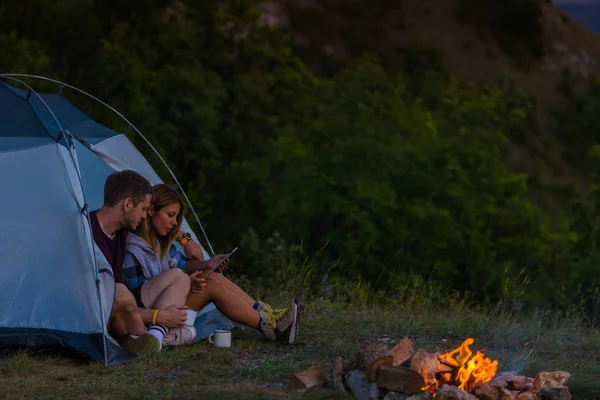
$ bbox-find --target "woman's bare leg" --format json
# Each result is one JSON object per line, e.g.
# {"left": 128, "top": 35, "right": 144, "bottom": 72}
{"left": 141, "top": 268, "right": 190, "bottom": 309}
{"left": 211, "top": 273, "right": 256, "bottom": 307}
{"left": 186, "top": 277, "right": 260, "bottom": 328}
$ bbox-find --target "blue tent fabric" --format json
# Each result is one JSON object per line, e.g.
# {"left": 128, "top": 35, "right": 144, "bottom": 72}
{"left": 0, "top": 80, "right": 232, "bottom": 364}
{"left": 0, "top": 83, "right": 55, "bottom": 152}
{"left": 4, "top": 84, "right": 120, "bottom": 142}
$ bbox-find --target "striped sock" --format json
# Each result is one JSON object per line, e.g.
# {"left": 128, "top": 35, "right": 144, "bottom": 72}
{"left": 147, "top": 324, "right": 167, "bottom": 343}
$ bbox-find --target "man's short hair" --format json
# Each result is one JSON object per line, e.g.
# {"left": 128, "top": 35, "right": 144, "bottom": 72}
{"left": 103, "top": 170, "right": 153, "bottom": 207}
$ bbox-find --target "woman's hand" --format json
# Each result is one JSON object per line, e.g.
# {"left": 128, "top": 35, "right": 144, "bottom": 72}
{"left": 157, "top": 305, "right": 188, "bottom": 328}
{"left": 190, "top": 271, "right": 207, "bottom": 293}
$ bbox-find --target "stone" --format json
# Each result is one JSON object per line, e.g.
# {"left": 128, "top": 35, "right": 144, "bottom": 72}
{"left": 368, "top": 382, "right": 380, "bottom": 400}
{"left": 516, "top": 390, "right": 541, "bottom": 400}
{"left": 406, "top": 393, "right": 433, "bottom": 400}
{"left": 383, "top": 391, "right": 433, "bottom": 400}
{"left": 474, "top": 383, "right": 501, "bottom": 400}
{"left": 436, "top": 384, "right": 479, "bottom": 400}
{"left": 383, "top": 392, "right": 405, "bottom": 400}
{"left": 346, "top": 370, "right": 380, "bottom": 400}
{"left": 491, "top": 372, "right": 534, "bottom": 391}
{"left": 533, "top": 372, "right": 571, "bottom": 390}
{"left": 499, "top": 387, "right": 520, "bottom": 400}
{"left": 539, "top": 386, "right": 571, "bottom": 400}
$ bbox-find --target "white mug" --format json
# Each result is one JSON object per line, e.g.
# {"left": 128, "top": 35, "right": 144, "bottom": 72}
{"left": 209, "top": 330, "right": 232, "bottom": 348}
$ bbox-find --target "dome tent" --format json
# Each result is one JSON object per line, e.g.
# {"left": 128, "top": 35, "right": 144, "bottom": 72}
{"left": 0, "top": 75, "right": 231, "bottom": 365}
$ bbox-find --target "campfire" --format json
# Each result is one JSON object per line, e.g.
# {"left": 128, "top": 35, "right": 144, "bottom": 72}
{"left": 288, "top": 337, "right": 572, "bottom": 400}
{"left": 419, "top": 337, "right": 499, "bottom": 393}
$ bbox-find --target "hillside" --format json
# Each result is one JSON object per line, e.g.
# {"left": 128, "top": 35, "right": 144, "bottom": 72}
{"left": 260, "top": 0, "right": 600, "bottom": 201}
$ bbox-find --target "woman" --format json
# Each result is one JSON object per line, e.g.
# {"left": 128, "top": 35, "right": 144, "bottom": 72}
{"left": 123, "top": 184, "right": 301, "bottom": 346}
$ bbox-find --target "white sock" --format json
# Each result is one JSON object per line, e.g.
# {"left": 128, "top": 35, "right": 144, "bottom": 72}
{"left": 185, "top": 309, "right": 199, "bottom": 326}
{"left": 147, "top": 324, "right": 167, "bottom": 343}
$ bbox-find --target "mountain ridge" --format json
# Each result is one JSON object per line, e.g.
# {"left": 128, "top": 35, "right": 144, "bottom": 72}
{"left": 260, "top": 0, "right": 600, "bottom": 201}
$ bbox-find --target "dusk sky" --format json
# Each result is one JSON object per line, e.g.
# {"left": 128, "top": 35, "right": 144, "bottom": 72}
{"left": 554, "top": 0, "right": 600, "bottom": 33}
{"left": 554, "top": 0, "right": 600, "bottom": 4}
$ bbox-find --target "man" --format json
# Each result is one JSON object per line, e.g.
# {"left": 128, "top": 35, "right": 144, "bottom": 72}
{"left": 91, "top": 170, "right": 194, "bottom": 354}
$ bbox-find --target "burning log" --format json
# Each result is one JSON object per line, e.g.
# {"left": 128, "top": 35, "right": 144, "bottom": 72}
{"left": 411, "top": 338, "right": 499, "bottom": 394}
{"left": 389, "top": 337, "right": 414, "bottom": 366}
{"left": 344, "top": 342, "right": 392, "bottom": 381}
{"left": 348, "top": 337, "right": 415, "bottom": 382}
{"left": 410, "top": 349, "right": 446, "bottom": 389}
{"left": 376, "top": 365, "right": 425, "bottom": 394}
{"left": 369, "top": 356, "right": 394, "bottom": 381}
{"left": 331, "top": 337, "right": 572, "bottom": 400}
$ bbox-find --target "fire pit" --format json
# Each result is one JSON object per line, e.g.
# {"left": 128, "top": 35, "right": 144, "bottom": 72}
{"left": 288, "top": 337, "right": 572, "bottom": 400}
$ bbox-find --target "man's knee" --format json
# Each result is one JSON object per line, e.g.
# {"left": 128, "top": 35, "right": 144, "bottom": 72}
{"left": 113, "top": 283, "right": 137, "bottom": 313}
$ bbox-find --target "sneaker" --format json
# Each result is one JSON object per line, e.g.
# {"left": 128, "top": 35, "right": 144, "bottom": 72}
{"left": 259, "top": 297, "right": 301, "bottom": 344}
{"left": 120, "top": 333, "right": 162, "bottom": 355}
{"left": 255, "top": 301, "right": 289, "bottom": 329}
{"left": 259, "top": 319, "right": 277, "bottom": 341}
{"left": 276, "top": 297, "right": 301, "bottom": 342}
{"left": 163, "top": 325, "right": 196, "bottom": 347}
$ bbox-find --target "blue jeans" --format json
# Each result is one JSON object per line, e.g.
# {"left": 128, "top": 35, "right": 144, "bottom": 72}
{"left": 192, "top": 302, "right": 235, "bottom": 342}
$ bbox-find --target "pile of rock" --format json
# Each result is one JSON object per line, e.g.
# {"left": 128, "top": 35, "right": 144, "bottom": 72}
{"left": 287, "top": 338, "right": 572, "bottom": 400}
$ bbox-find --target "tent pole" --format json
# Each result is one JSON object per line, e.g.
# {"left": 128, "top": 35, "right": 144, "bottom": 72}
{"left": 0, "top": 74, "right": 216, "bottom": 256}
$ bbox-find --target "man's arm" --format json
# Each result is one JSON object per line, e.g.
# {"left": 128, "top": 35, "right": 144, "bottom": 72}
{"left": 176, "top": 231, "right": 205, "bottom": 260}
{"left": 137, "top": 307, "right": 155, "bottom": 325}
{"left": 184, "top": 259, "right": 211, "bottom": 274}
{"left": 185, "top": 255, "right": 230, "bottom": 275}
{"left": 137, "top": 306, "right": 188, "bottom": 328}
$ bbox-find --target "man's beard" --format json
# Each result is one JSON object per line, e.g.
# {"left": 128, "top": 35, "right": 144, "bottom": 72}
{"left": 123, "top": 210, "right": 139, "bottom": 232}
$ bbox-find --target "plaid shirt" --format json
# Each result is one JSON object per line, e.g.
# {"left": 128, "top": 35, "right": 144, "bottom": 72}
{"left": 123, "top": 245, "right": 188, "bottom": 292}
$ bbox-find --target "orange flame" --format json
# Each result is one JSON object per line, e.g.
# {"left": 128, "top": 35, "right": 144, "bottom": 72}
{"left": 420, "top": 338, "right": 498, "bottom": 394}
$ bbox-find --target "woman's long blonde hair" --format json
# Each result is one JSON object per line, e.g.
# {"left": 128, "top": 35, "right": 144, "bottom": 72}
{"left": 136, "top": 184, "right": 186, "bottom": 261}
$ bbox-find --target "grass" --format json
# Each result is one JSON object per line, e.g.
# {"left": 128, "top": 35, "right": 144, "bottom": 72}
{"left": 0, "top": 296, "right": 599, "bottom": 400}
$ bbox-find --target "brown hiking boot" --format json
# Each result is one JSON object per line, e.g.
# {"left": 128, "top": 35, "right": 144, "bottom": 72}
{"left": 119, "top": 333, "right": 162, "bottom": 355}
